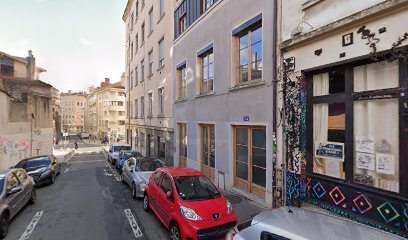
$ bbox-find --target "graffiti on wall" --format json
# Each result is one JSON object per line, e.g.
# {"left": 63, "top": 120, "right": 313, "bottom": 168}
{"left": 306, "top": 178, "right": 408, "bottom": 238}
{"left": 32, "top": 128, "right": 53, "bottom": 156}
{"left": 0, "top": 134, "right": 31, "bottom": 168}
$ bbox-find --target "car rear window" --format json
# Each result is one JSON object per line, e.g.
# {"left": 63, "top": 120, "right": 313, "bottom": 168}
{"left": 138, "top": 159, "right": 163, "bottom": 172}
{"left": 114, "top": 146, "right": 131, "bottom": 152}
{"left": 24, "top": 157, "right": 51, "bottom": 169}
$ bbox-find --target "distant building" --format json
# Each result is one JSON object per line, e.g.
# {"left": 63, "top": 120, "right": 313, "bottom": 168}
{"left": 123, "top": 0, "right": 175, "bottom": 164}
{"left": 86, "top": 78, "right": 126, "bottom": 141}
{"left": 60, "top": 91, "right": 87, "bottom": 135}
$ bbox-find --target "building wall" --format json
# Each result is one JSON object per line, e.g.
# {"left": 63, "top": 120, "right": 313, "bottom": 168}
{"left": 279, "top": 0, "right": 408, "bottom": 237}
{"left": 124, "top": 0, "right": 175, "bottom": 164}
{"left": 61, "top": 93, "right": 87, "bottom": 134}
{"left": 172, "top": 0, "right": 276, "bottom": 207}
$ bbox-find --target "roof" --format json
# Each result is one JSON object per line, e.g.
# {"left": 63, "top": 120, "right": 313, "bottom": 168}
{"left": 0, "top": 51, "right": 46, "bottom": 72}
{"left": 0, "top": 79, "right": 55, "bottom": 100}
{"left": 160, "top": 168, "right": 204, "bottom": 177}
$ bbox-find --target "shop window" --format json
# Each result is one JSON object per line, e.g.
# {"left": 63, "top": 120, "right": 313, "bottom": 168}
{"left": 309, "top": 59, "right": 403, "bottom": 194}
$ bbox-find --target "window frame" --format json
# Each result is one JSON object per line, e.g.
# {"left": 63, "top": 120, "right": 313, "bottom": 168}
{"left": 159, "top": 0, "right": 165, "bottom": 17}
{"left": 149, "top": 7, "right": 154, "bottom": 34}
{"left": 148, "top": 50, "right": 153, "bottom": 77}
{"left": 158, "top": 37, "right": 165, "bottom": 68}
{"left": 179, "top": 123, "right": 187, "bottom": 158}
{"left": 141, "top": 59, "right": 145, "bottom": 82}
{"left": 179, "top": 14, "right": 187, "bottom": 34}
{"left": 177, "top": 64, "right": 187, "bottom": 100}
{"left": 158, "top": 87, "right": 164, "bottom": 115}
{"left": 140, "top": 96, "right": 145, "bottom": 118}
{"left": 305, "top": 57, "right": 408, "bottom": 199}
{"left": 199, "top": 48, "right": 214, "bottom": 94}
{"left": 148, "top": 92, "right": 153, "bottom": 117}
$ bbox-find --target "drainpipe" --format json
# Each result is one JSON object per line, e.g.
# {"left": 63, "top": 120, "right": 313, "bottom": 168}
{"left": 272, "top": 0, "right": 278, "bottom": 208}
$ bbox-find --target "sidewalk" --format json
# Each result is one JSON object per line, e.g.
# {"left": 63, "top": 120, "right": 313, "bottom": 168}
{"left": 53, "top": 148, "right": 75, "bottom": 163}
{"left": 221, "top": 189, "right": 267, "bottom": 224}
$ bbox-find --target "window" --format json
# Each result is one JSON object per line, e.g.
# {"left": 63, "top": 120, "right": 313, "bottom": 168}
{"left": 149, "top": 8, "right": 154, "bottom": 33}
{"left": 234, "top": 126, "right": 266, "bottom": 197}
{"left": 6, "top": 173, "right": 19, "bottom": 191}
{"left": 148, "top": 92, "right": 153, "bottom": 117}
{"left": 201, "top": 0, "right": 215, "bottom": 12}
{"left": 130, "top": 101, "right": 133, "bottom": 118}
{"left": 236, "top": 24, "right": 262, "bottom": 83}
{"left": 135, "top": 67, "right": 138, "bottom": 86}
{"left": 160, "top": 174, "right": 172, "bottom": 193}
{"left": 131, "top": 42, "right": 134, "bottom": 59}
{"left": 141, "top": 0, "right": 145, "bottom": 9}
{"left": 135, "top": 34, "right": 139, "bottom": 53}
{"left": 309, "top": 60, "right": 402, "bottom": 193}
{"left": 177, "top": 64, "right": 187, "bottom": 99}
{"left": 135, "top": 99, "right": 138, "bottom": 118}
{"left": 158, "top": 88, "right": 164, "bottom": 114}
{"left": 141, "top": 59, "right": 145, "bottom": 82}
{"left": 160, "top": 0, "right": 165, "bottom": 17}
{"left": 148, "top": 50, "right": 153, "bottom": 76}
{"left": 201, "top": 125, "right": 215, "bottom": 180}
{"left": 140, "top": 96, "right": 145, "bottom": 117}
{"left": 140, "top": 132, "right": 145, "bottom": 150}
{"left": 200, "top": 49, "right": 214, "bottom": 94}
{"left": 131, "top": 12, "right": 134, "bottom": 31}
{"left": 135, "top": 1, "right": 139, "bottom": 20}
{"left": 0, "top": 58, "right": 14, "bottom": 76}
{"left": 158, "top": 38, "right": 165, "bottom": 67}
{"left": 154, "top": 171, "right": 163, "bottom": 186}
{"left": 130, "top": 71, "right": 133, "bottom": 89}
{"left": 179, "top": 15, "right": 187, "bottom": 34}
{"left": 179, "top": 123, "right": 187, "bottom": 157}
{"left": 141, "top": 22, "right": 145, "bottom": 44}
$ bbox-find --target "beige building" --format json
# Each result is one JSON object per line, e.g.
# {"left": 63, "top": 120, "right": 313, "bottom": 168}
{"left": 61, "top": 91, "right": 87, "bottom": 134}
{"left": 278, "top": 0, "right": 408, "bottom": 237}
{"left": 86, "top": 78, "right": 126, "bottom": 140}
{"left": 123, "top": 0, "right": 175, "bottom": 163}
{"left": 0, "top": 50, "right": 46, "bottom": 81}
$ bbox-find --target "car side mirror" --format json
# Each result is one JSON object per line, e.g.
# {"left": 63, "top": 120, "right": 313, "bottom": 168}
{"left": 7, "top": 186, "right": 22, "bottom": 195}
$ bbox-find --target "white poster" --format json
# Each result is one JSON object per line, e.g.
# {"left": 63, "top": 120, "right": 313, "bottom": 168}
{"left": 356, "top": 152, "right": 375, "bottom": 171}
{"left": 355, "top": 136, "right": 375, "bottom": 154}
{"left": 325, "top": 158, "right": 341, "bottom": 179}
{"left": 376, "top": 153, "right": 395, "bottom": 175}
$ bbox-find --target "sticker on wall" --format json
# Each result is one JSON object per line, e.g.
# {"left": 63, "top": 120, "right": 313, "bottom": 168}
{"left": 356, "top": 152, "right": 375, "bottom": 171}
{"left": 315, "top": 142, "right": 344, "bottom": 161}
{"left": 355, "top": 136, "right": 375, "bottom": 153}
{"left": 342, "top": 32, "right": 353, "bottom": 47}
{"left": 376, "top": 153, "right": 395, "bottom": 175}
{"left": 283, "top": 57, "right": 295, "bottom": 72}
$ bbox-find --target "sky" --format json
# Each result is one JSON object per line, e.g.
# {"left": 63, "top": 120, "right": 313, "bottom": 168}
{"left": 0, "top": 0, "right": 128, "bottom": 93}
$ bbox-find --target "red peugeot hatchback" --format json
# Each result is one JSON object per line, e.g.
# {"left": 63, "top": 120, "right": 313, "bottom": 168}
{"left": 143, "top": 168, "right": 237, "bottom": 240}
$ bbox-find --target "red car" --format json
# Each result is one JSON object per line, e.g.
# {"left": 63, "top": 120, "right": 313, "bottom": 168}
{"left": 143, "top": 168, "right": 237, "bottom": 240}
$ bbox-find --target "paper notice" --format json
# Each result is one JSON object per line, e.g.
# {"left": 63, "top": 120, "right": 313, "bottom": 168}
{"left": 356, "top": 152, "right": 375, "bottom": 171}
{"left": 376, "top": 153, "right": 395, "bottom": 175}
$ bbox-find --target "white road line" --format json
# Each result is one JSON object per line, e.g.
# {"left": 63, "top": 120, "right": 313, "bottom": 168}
{"left": 64, "top": 168, "right": 70, "bottom": 173}
{"left": 19, "top": 211, "right": 44, "bottom": 240}
{"left": 104, "top": 161, "right": 121, "bottom": 181}
{"left": 124, "top": 209, "right": 143, "bottom": 238}
{"left": 70, "top": 160, "right": 105, "bottom": 163}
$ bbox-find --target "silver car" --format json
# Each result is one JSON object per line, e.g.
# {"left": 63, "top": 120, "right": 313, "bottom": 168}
{"left": 122, "top": 157, "right": 164, "bottom": 199}
{"left": 230, "top": 207, "right": 404, "bottom": 240}
{"left": 0, "top": 169, "right": 36, "bottom": 238}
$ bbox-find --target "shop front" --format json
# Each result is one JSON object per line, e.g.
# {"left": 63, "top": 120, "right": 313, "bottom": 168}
{"left": 280, "top": 8, "right": 408, "bottom": 238}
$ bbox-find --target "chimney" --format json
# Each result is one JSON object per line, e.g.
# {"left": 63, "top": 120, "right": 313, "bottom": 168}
{"left": 26, "top": 50, "right": 36, "bottom": 80}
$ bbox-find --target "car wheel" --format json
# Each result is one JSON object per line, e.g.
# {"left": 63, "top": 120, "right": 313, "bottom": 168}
{"left": 131, "top": 183, "right": 137, "bottom": 199}
{"left": 169, "top": 222, "right": 181, "bottom": 240}
{"left": 29, "top": 189, "right": 37, "bottom": 204}
{"left": 143, "top": 194, "right": 150, "bottom": 212}
{"left": 0, "top": 213, "right": 9, "bottom": 239}
{"left": 50, "top": 174, "right": 56, "bottom": 184}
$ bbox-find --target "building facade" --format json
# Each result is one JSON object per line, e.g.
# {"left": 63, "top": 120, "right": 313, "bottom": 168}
{"left": 279, "top": 0, "right": 408, "bottom": 237}
{"left": 60, "top": 91, "right": 87, "bottom": 135}
{"left": 86, "top": 78, "right": 126, "bottom": 140}
{"left": 123, "top": 0, "right": 175, "bottom": 164}
{"left": 172, "top": 0, "right": 278, "bottom": 207}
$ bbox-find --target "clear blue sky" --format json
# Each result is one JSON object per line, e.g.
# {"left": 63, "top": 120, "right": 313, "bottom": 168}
{"left": 0, "top": 0, "right": 127, "bottom": 92}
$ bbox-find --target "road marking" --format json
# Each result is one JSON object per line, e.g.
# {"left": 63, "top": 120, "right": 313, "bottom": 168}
{"left": 124, "top": 209, "right": 143, "bottom": 238}
{"left": 64, "top": 168, "right": 70, "bottom": 173}
{"left": 104, "top": 161, "right": 121, "bottom": 181}
{"left": 19, "top": 211, "right": 44, "bottom": 240}
{"left": 70, "top": 160, "right": 105, "bottom": 163}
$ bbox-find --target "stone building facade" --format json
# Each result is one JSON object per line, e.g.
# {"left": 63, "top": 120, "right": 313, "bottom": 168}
{"left": 60, "top": 91, "right": 87, "bottom": 135}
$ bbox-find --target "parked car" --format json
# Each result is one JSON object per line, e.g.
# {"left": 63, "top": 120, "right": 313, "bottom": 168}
{"left": 122, "top": 157, "right": 164, "bottom": 198}
{"left": 116, "top": 150, "right": 143, "bottom": 174}
{"left": 144, "top": 168, "right": 237, "bottom": 240}
{"left": 228, "top": 207, "right": 405, "bottom": 240}
{"left": 108, "top": 143, "right": 131, "bottom": 166}
{"left": 0, "top": 169, "right": 36, "bottom": 238}
{"left": 80, "top": 132, "right": 90, "bottom": 139}
{"left": 15, "top": 155, "right": 61, "bottom": 185}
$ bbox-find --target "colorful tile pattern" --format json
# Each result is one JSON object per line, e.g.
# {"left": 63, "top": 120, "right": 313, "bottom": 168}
{"left": 377, "top": 202, "right": 400, "bottom": 224}
{"left": 329, "top": 187, "right": 346, "bottom": 206}
{"left": 353, "top": 194, "right": 373, "bottom": 214}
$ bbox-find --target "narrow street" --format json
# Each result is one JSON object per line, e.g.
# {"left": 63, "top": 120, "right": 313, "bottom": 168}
{"left": 4, "top": 152, "right": 168, "bottom": 240}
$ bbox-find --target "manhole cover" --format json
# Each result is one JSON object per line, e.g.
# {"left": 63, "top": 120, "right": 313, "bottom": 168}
{"left": 225, "top": 195, "right": 242, "bottom": 204}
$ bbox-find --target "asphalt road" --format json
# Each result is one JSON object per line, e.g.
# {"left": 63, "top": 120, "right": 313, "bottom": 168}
{"left": 5, "top": 152, "right": 168, "bottom": 240}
